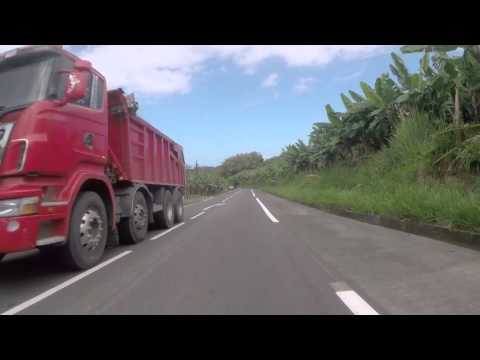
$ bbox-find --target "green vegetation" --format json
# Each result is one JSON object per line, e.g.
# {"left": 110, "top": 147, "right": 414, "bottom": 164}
{"left": 264, "top": 112, "right": 480, "bottom": 232}
{"left": 219, "top": 152, "right": 264, "bottom": 177}
{"left": 185, "top": 152, "right": 264, "bottom": 197}
{"left": 224, "top": 45, "right": 480, "bottom": 233}
{"left": 229, "top": 156, "right": 291, "bottom": 187}
{"left": 186, "top": 163, "right": 228, "bottom": 197}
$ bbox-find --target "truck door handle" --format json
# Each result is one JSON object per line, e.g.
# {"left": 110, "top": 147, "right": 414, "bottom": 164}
{"left": 83, "top": 133, "right": 94, "bottom": 149}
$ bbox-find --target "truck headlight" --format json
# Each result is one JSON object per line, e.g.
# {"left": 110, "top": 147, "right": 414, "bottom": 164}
{"left": 0, "top": 197, "right": 39, "bottom": 217}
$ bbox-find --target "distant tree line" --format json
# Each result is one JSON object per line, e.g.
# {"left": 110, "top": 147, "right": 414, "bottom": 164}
{"left": 185, "top": 152, "right": 265, "bottom": 196}
{"left": 219, "top": 152, "right": 264, "bottom": 177}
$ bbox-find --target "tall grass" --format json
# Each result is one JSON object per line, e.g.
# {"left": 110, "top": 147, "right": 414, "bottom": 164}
{"left": 262, "top": 112, "right": 480, "bottom": 233}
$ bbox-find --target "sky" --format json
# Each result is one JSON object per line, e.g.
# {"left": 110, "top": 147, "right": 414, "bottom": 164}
{"left": 0, "top": 45, "right": 426, "bottom": 166}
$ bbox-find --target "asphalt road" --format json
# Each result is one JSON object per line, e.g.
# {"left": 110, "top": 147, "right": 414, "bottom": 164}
{"left": 2, "top": 189, "right": 480, "bottom": 315}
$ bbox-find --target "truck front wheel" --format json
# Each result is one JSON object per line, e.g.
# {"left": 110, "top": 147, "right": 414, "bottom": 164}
{"left": 154, "top": 190, "right": 174, "bottom": 229}
{"left": 119, "top": 191, "right": 149, "bottom": 244}
{"left": 63, "top": 191, "right": 108, "bottom": 270}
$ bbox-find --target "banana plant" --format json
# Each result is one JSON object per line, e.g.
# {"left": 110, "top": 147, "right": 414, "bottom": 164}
{"left": 390, "top": 52, "right": 436, "bottom": 119}
{"left": 400, "top": 45, "right": 480, "bottom": 127}
{"left": 282, "top": 140, "right": 317, "bottom": 173}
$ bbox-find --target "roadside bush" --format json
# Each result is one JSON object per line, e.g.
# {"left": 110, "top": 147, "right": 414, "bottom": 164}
{"left": 187, "top": 170, "right": 228, "bottom": 196}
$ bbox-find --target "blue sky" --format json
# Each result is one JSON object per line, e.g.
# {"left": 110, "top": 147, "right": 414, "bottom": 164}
{"left": 1, "top": 45, "right": 427, "bottom": 166}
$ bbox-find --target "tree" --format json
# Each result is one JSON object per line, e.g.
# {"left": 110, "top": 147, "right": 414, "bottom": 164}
{"left": 400, "top": 45, "right": 480, "bottom": 126}
{"left": 219, "top": 152, "right": 264, "bottom": 177}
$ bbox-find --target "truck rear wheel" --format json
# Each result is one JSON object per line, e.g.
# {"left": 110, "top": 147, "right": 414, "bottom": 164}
{"left": 154, "top": 190, "right": 174, "bottom": 229}
{"left": 119, "top": 191, "right": 149, "bottom": 244}
{"left": 63, "top": 191, "right": 108, "bottom": 270}
{"left": 173, "top": 190, "right": 184, "bottom": 223}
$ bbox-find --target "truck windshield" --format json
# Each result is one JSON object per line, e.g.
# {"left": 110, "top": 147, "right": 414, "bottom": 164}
{"left": 0, "top": 54, "right": 56, "bottom": 110}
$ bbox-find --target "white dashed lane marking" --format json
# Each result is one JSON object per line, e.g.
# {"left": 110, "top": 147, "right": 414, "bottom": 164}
{"left": 331, "top": 282, "right": 379, "bottom": 315}
{"left": 150, "top": 223, "right": 185, "bottom": 241}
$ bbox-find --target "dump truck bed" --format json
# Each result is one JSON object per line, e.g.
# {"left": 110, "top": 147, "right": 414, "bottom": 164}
{"left": 107, "top": 89, "right": 185, "bottom": 187}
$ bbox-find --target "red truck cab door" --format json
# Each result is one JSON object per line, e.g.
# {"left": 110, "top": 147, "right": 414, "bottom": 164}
{"left": 47, "top": 56, "right": 109, "bottom": 178}
{"left": 63, "top": 71, "right": 108, "bottom": 165}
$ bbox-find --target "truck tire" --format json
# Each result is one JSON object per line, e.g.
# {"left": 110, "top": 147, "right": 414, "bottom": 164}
{"left": 62, "top": 191, "right": 108, "bottom": 270}
{"left": 0, "top": 254, "right": 5, "bottom": 263}
{"left": 173, "top": 190, "right": 184, "bottom": 223}
{"left": 154, "top": 190, "right": 174, "bottom": 229}
{"left": 119, "top": 191, "right": 149, "bottom": 244}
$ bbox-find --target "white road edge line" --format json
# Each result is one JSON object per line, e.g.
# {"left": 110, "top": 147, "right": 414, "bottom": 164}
{"left": 255, "top": 197, "right": 279, "bottom": 223}
{"left": 150, "top": 222, "right": 185, "bottom": 240}
{"left": 336, "top": 290, "right": 379, "bottom": 315}
{"left": 185, "top": 190, "right": 240, "bottom": 208}
{"left": 190, "top": 212, "right": 206, "bottom": 220}
{"left": 185, "top": 195, "right": 218, "bottom": 208}
{"left": 1, "top": 251, "right": 132, "bottom": 316}
{"left": 203, "top": 203, "right": 225, "bottom": 211}
{"left": 251, "top": 189, "right": 256, "bottom": 198}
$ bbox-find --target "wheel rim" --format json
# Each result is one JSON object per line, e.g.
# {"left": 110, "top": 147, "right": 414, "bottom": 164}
{"left": 133, "top": 203, "right": 147, "bottom": 231}
{"left": 167, "top": 204, "right": 174, "bottom": 223}
{"left": 80, "top": 209, "right": 104, "bottom": 252}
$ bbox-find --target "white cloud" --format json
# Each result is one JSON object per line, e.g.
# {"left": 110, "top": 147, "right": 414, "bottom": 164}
{"left": 1, "top": 45, "right": 390, "bottom": 96}
{"left": 210, "top": 45, "right": 389, "bottom": 68}
{"left": 262, "top": 73, "right": 279, "bottom": 88}
{"left": 77, "top": 45, "right": 389, "bottom": 95}
{"left": 293, "top": 77, "right": 315, "bottom": 95}
{"left": 77, "top": 45, "right": 211, "bottom": 95}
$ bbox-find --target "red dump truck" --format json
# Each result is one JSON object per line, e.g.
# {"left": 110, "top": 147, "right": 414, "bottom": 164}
{"left": 0, "top": 45, "right": 186, "bottom": 269}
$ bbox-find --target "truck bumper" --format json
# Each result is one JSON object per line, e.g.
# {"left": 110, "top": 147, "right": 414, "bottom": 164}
{"left": 0, "top": 211, "right": 67, "bottom": 254}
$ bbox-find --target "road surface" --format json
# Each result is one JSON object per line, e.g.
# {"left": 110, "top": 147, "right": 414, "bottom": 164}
{"left": 2, "top": 189, "right": 480, "bottom": 315}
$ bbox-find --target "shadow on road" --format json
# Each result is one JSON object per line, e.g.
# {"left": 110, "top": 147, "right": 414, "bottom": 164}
{"left": 0, "top": 247, "right": 124, "bottom": 313}
{"left": 0, "top": 251, "right": 77, "bottom": 286}
{"left": 0, "top": 247, "right": 116, "bottom": 287}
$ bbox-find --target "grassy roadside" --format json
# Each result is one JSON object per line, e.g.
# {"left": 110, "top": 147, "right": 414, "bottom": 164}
{"left": 184, "top": 194, "right": 210, "bottom": 205}
{"left": 262, "top": 170, "right": 480, "bottom": 233}
{"left": 259, "top": 113, "right": 480, "bottom": 234}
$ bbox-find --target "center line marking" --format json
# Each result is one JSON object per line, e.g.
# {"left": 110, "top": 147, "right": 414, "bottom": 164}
{"left": 336, "top": 290, "right": 379, "bottom": 315}
{"left": 150, "top": 222, "right": 185, "bottom": 240}
{"left": 190, "top": 212, "right": 206, "bottom": 220}
{"left": 1, "top": 250, "right": 132, "bottom": 316}
{"left": 255, "top": 197, "right": 279, "bottom": 223}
